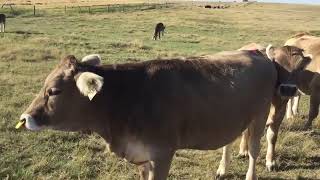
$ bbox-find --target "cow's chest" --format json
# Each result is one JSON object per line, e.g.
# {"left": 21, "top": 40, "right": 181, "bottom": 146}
{"left": 125, "top": 140, "right": 150, "bottom": 164}
{"left": 108, "top": 139, "right": 151, "bottom": 165}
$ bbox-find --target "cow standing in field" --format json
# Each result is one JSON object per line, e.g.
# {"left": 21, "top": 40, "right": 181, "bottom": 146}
{"left": 0, "top": 14, "right": 6, "bottom": 33}
{"left": 233, "top": 43, "right": 312, "bottom": 173}
{"left": 17, "top": 50, "right": 307, "bottom": 179}
{"left": 153, "top": 22, "right": 165, "bottom": 40}
{"left": 284, "top": 33, "right": 320, "bottom": 129}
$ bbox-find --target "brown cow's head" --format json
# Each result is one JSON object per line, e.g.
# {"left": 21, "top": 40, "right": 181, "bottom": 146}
{"left": 18, "top": 54, "right": 104, "bottom": 131}
{"left": 266, "top": 45, "right": 311, "bottom": 97}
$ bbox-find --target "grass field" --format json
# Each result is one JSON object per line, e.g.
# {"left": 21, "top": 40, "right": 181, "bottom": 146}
{"left": 1, "top": 2, "right": 320, "bottom": 179}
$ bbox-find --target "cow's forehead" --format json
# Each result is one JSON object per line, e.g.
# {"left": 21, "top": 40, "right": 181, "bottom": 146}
{"left": 282, "top": 46, "right": 303, "bottom": 55}
{"left": 44, "top": 65, "right": 67, "bottom": 86}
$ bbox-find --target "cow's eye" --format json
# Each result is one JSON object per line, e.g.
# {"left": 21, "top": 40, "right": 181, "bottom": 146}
{"left": 48, "top": 88, "right": 62, "bottom": 96}
{"left": 292, "top": 52, "right": 300, "bottom": 56}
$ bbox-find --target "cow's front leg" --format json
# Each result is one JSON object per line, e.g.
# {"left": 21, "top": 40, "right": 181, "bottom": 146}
{"left": 266, "top": 97, "right": 287, "bottom": 171}
{"left": 292, "top": 95, "right": 300, "bottom": 116}
{"left": 305, "top": 89, "right": 320, "bottom": 129}
{"left": 286, "top": 97, "right": 293, "bottom": 119}
{"left": 305, "top": 75, "right": 320, "bottom": 129}
{"left": 216, "top": 144, "right": 232, "bottom": 179}
{"left": 148, "top": 152, "right": 174, "bottom": 180}
{"left": 139, "top": 162, "right": 152, "bottom": 180}
{"left": 238, "top": 129, "right": 249, "bottom": 158}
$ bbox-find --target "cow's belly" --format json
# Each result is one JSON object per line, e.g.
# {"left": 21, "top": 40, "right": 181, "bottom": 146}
{"left": 177, "top": 113, "right": 255, "bottom": 150}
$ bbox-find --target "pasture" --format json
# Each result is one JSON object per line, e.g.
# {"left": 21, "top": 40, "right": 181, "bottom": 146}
{"left": 1, "top": 2, "right": 320, "bottom": 179}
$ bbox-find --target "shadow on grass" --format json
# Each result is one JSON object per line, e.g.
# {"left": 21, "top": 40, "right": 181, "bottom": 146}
{"left": 6, "top": 30, "right": 44, "bottom": 35}
{"left": 216, "top": 173, "right": 287, "bottom": 180}
{"left": 277, "top": 155, "right": 320, "bottom": 171}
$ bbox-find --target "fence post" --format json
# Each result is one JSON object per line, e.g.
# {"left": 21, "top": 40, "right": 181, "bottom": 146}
{"left": 89, "top": 6, "right": 91, "bottom": 13}
{"left": 107, "top": 5, "right": 109, "bottom": 12}
{"left": 33, "top": 5, "right": 36, "bottom": 16}
{"left": 65, "top": 5, "right": 67, "bottom": 13}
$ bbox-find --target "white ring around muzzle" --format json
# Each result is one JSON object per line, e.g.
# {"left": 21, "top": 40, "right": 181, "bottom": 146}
{"left": 279, "top": 84, "right": 297, "bottom": 88}
{"left": 20, "top": 114, "right": 43, "bottom": 131}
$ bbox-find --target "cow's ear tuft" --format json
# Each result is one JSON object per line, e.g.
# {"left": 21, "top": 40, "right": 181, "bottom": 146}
{"left": 76, "top": 72, "right": 104, "bottom": 101}
{"left": 266, "top": 44, "right": 275, "bottom": 61}
{"left": 61, "top": 55, "right": 78, "bottom": 76}
{"left": 61, "top": 55, "right": 78, "bottom": 67}
{"left": 81, "top": 54, "right": 101, "bottom": 66}
{"left": 302, "top": 52, "right": 313, "bottom": 59}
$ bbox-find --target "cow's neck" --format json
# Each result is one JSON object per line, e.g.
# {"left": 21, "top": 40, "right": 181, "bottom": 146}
{"left": 81, "top": 63, "right": 147, "bottom": 150}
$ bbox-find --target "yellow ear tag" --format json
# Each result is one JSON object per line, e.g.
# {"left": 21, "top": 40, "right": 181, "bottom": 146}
{"left": 15, "top": 119, "right": 26, "bottom": 129}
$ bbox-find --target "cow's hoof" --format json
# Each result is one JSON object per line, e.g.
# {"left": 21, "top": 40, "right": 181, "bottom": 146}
{"left": 237, "top": 151, "right": 248, "bottom": 158}
{"left": 266, "top": 161, "right": 277, "bottom": 172}
{"left": 286, "top": 114, "right": 293, "bottom": 120}
{"left": 215, "top": 167, "right": 227, "bottom": 179}
{"left": 303, "top": 123, "right": 312, "bottom": 131}
{"left": 215, "top": 173, "right": 226, "bottom": 180}
{"left": 286, "top": 116, "right": 293, "bottom": 120}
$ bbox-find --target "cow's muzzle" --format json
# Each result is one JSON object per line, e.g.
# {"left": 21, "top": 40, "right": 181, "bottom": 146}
{"left": 20, "top": 114, "right": 43, "bottom": 131}
{"left": 278, "top": 84, "right": 297, "bottom": 97}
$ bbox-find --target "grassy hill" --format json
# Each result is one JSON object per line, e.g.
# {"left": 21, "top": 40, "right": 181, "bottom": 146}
{"left": 0, "top": 2, "right": 320, "bottom": 179}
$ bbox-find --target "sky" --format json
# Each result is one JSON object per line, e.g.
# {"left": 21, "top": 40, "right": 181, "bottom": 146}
{"left": 259, "top": 0, "right": 320, "bottom": 4}
{"left": 194, "top": 0, "right": 320, "bottom": 5}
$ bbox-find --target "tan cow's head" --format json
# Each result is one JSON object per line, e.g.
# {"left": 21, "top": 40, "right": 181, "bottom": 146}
{"left": 18, "top": 54, "right": 104, "bottom": 131}
{"left": 266, "top": 45, "right": 311, "bottom": 97}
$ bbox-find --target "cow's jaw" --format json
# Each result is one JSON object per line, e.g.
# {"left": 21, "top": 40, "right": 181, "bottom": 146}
{"left": 20, "top": 114, "right": 43, "bottom": 131}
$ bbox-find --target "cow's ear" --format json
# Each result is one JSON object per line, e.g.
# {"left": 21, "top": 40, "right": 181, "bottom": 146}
{"left": 266, "top": 44, "right": 275, "bottom": 61}
{"left": 75, "top": 72, "right": 104, "bottom": 101}
{"left": 302, "top": 51, "right": 313, "bottom": 59}
{"left": 81, "top": 54, "right": 101, "bottom": 66}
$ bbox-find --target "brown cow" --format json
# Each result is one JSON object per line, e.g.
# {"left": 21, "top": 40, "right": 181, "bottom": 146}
{"left": 231, "top": 43, "right": 312, "bottom": 173}
{"left": 0, "top": 14, "right": 5, "bottom": 33}
{"left": 285, "top": 33, "right": 320, "bottom": 129}
{"left": 153, "top": 23, "right": 165, "bottom": 40}
{"left": 18, "top": 51, "right": 303, "bottom": 180}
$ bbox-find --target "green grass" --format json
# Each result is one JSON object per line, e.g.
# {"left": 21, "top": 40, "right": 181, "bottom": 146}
{"left": 1, "top": 2, "right": 320, "bottom": 179}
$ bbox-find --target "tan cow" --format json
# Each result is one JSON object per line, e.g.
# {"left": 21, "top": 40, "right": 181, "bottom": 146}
{"left": 231, "top": 43, "right": 312, "bottom": 173}
{"left": 17, "top": 51, "right": 305, "bottom": 180}
{"left": 285, "top": 32, "right": 320, "bottom": 129}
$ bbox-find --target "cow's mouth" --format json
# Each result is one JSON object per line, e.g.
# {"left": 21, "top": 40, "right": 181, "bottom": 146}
{"left": 19, "top": 114, "right": 44, "bottom": 131}
{"left": 278, "top": 84, "right": 297, "bottom": 97}
{"left": 15, "top": 119, "right": 26, "bottom": 129}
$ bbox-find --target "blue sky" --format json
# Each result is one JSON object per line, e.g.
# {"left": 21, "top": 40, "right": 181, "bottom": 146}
{"left": 259, "top": 0, "right": 319, "bottom": 4}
